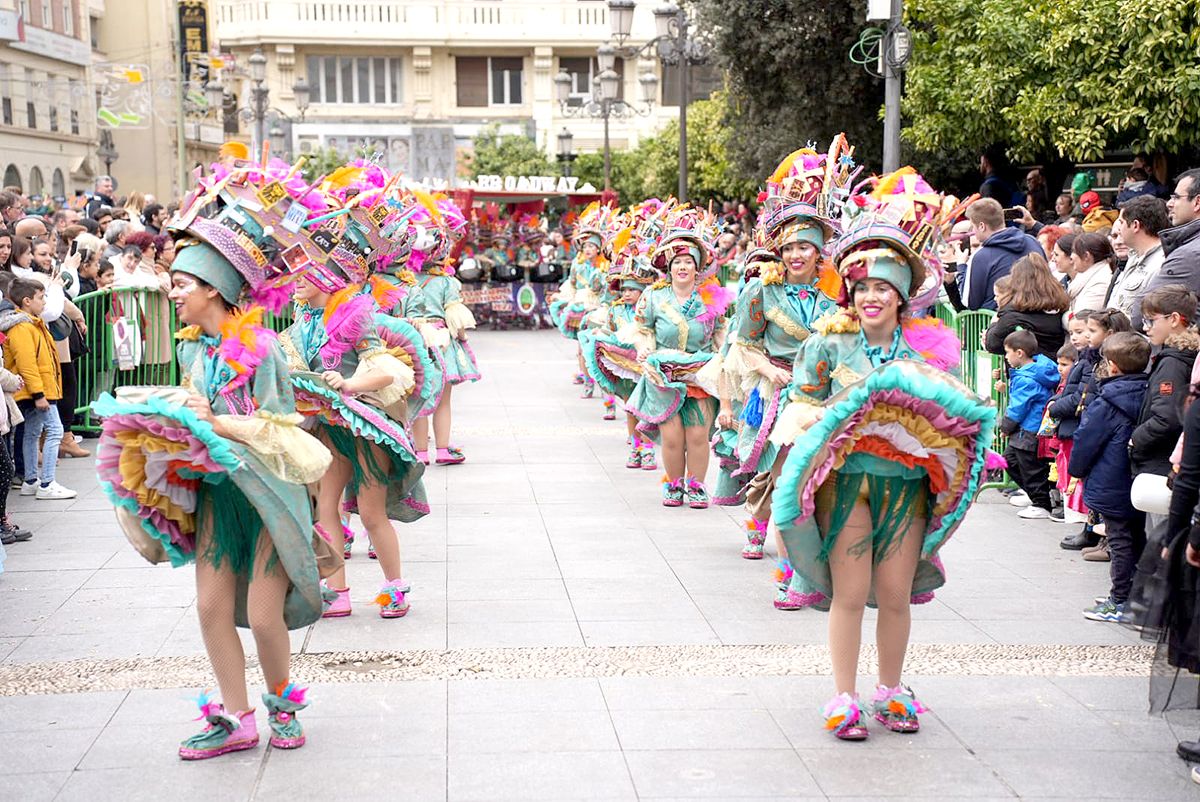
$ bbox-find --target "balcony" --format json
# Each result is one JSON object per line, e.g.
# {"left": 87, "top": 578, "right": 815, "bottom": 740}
{"left": 214, "top": 1, "right": 643, "bottom": 47}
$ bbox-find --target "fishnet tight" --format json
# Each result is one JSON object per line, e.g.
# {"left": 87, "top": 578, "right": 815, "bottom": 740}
{"left": 317, "top": 438, "right": 403, "bottom": 589}
{"left": 194, "top": 511, "right": 292, "bottom": 713}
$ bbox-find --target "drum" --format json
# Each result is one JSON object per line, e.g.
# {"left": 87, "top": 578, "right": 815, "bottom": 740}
{"left": 490, "top": 261, "right": 522, "bottom": 283}
{"left": 532, "top": 259, "right": 565, "bottom": 284}
{"left": 456, "top": 257, "right": 484, "bottom": 283}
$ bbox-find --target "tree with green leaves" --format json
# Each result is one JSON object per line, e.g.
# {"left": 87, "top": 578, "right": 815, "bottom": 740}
{"left": 904, "top": 0, "right": 1200, "bottom": 163}
{"left": 466, "top": 124, "right": 554, "bottom": 179}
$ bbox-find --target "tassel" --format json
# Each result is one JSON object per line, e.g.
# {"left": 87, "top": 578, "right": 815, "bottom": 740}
{"left": 741, "top": 387, "right": 764, "bottom": 428}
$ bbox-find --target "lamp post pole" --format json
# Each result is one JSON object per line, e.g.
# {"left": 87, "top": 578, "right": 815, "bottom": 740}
{"left": 882, "top": 0, "right": 904, "bottom": 173}
{"left": 677, "top": 13, "right": 688, "bottom": 201}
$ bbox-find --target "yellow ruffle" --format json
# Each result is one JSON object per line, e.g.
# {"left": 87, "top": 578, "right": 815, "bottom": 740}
{"left": 444, "top": 300, "right": 477, "bottom": 339}
{"left": 115, "top": 430, "right": 196, "bottom": 532}
{"left": 216, "top": 411, "right": 333, "bottom": 484}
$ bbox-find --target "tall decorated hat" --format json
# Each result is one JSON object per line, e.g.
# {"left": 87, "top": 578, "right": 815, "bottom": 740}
{"left": 513, "top": 211, "right": 546, "bottom": 246}
{"left": 739, "top": 217, "right": 780, "bottom": 282}
{"left": 759, "top": 134, "right": 860, "bottom": 253}
{"left": 606, "top": 204, "right": 662, "bottom": 292}
{"left": 832, "top": 167, "right": 973, "bottom": 310}
{"left": 572, "top": 202, "right": 609, "bottom": 250}
{"left": 168, "top": 156, "right": 334, "bottom": 311}
{"left": 650, "top": 203, "right": 719, "bottom": 278}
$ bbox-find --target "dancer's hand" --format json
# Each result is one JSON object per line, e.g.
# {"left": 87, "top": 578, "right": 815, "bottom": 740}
{"left": 322, "top": 370, "right": 346, "bottom": 390}
{"left": 636, "top": 346, "right": 651, "bottom": 362}
{"left": 1188, "top": 543, "right": 1200, "bottom": 568}
{"left": 763, "top": 365, "right": 791, "bottom": 386}
{"left": 185, "top": 393, "right": 215, "bottom": 424}
{"left": 717, "top": 408, "right": 736, "bottom": 429}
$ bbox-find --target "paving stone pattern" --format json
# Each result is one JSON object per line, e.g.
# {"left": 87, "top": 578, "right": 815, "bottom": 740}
{"left": 0, "top": 329, "right": 1194, "bottom": 800}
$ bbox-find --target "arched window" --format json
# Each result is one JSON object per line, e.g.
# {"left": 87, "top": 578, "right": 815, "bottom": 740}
{"left": 28, "top": 166, "right": 43, "bottom": 196}
{"left": 51, "top": 168, "right": 64, "bottom": 199}
{"left": 3, "top": 164, "right": 21, "bottom": 192}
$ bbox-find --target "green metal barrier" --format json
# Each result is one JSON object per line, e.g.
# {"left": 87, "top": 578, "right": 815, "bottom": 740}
{"left": 72, "top": 288, "right": 293, "bottom": 431}
{"left": 954, "top": 309, "right": 1011, "bottom": 487}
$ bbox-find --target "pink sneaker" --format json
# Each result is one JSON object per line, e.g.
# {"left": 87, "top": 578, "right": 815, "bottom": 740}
{"left": 375, "top": 578, "right": 411, "bottom": 618}
{"left": 436, "top": 446, "right": 466, "bottom": 465}
{"left": 823, "top": 692, "right": 869, "bottom": 741}
{"left": 179, "top": 693, "right": 259, "bottom": 760}
{"left": 415, "top": 450, "right": 430, "bottom": 465}
{"left": 321, "top": 583, "right": 351, "bottom": 618}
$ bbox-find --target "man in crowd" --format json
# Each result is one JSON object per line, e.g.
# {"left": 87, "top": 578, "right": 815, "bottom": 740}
{"left": 1140, "top": 168, "right": 1200, "bottom": 305}
{"left": 83, "top": 176, "right": 115, "bottom": 220}
{"left": 91, "top": 206, "right": 114, "bottom": 236}
{"left": 0, "top": 190, "right": 23, "bottom": 225}
{"left": 142, "top": 203, "right": 166, "bottom": 235}
{"left": 957, "top": 198, "right": 1043, "bottom": 311}
{"left": 1110, "top": 196, "right": 1168, "bottom": 327}
{"left": 979, "top": 145, "right": 1020, "bottom": 208}
{"left": 102, "top": 220, "right": 129, "bottom": 263}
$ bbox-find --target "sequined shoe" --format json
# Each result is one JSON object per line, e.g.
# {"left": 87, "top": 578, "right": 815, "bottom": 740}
{"left": 662, "top": 477, "right": 685, "bottom": 507}
{"left": 686, "top": 478, "right": 710, "bottom": 509}
{"left": 822, "top": 692, "right": 869, "bottom": 741}
{"left": 376, "top": 578, "right": 411, "bottom": 618}
{"left": 742, "top": 518, "right": 767, "bottom": 559}
{"left": 341, "top": 524, "right": 355, "bottom": 560}
{"left": 581, "top": 380, "right": 596, "bottom": 399}
{"left": 321, "top": 583, "right": 351, "bottom": 618}
{"left": 436, "top": 446, "right": 466, "bottom": 465}
{"left": 640, "top": 444, "right": 657, "bottom": 471}
{"left": 625, "top": 447, "right": 642, "bottom": 469}
{"left": 870, "top": 684, "right": 926, "bottom": 733}
{"left": 179, "top": 693, "right": 259, "bottom": 760}
{"left": 573, "top": 372, "right": 585, "bottom": 385}
{"left": 602, "top": 396, "right": 617, "bottom": 420}
{"left": 262, "top": 683, "right": 309, "bottom": 749}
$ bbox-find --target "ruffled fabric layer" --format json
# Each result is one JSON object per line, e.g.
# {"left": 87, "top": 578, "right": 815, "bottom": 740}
{"left": 580, "top": 328, "right": 641, "bottom": 399}
{"left": 771, "top": 360, "right": 996, "bottom": 611}
{"left": 625, "top": 349, "right": 719, "bottom": 441}
{"left": 376, "top": 314, "right": 445, "bottom": 419}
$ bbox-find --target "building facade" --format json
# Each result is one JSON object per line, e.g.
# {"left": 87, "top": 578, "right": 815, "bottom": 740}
{"left": 0, "top": 0, "right": 97, "bottom": 202}
{"left": 212, "top": 0, "right": 712, "bottom": 186}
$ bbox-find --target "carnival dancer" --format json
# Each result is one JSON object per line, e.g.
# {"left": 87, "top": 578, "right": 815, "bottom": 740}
{"left": 549, "top": 203, "right": 609, "bottom": 394}
{"left": 626, "top": 205, "right": 733, "bottom": 507}
{"left": 580, "top": 205, "right": 664, "bottom": 466}
{"left": 279, "top": 180, "right": 427, "bottom": 620}
{"left": 766, "top": 169, "right": 993, "bottom": 740}
{"left": 722, "top": 140, "right": 858, "bottom": 596}
{"left": 92, "top": 160, "right": 335, "bottom": 758}
{"left": 406, "top": 196, "right": 478, "bottom": 465}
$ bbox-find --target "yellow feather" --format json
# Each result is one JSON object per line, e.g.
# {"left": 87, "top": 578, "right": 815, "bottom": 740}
{"left": 769, "top": 147, "right": 817, "bottom": 184}
{"left": 324, "top": 165, "right": 363, "bottom": 190}
{"left": 409, "top": 185, "right": 442, "bottom": 222}
{"left": 871, "top": 166, "right": 917, "bottom": 199}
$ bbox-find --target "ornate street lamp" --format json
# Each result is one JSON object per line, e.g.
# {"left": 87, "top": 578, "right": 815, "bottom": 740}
{"left": 555, "top": 61, "right": 656, "bottom": 192}
{"left": 557, "top": 127, "right": 576, "bottom": 177}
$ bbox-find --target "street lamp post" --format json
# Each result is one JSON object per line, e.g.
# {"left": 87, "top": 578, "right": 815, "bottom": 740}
{"left": 554, "top": 61, "right": 657, "bottom": 192}
{"left": 556, "top": 128, "right": 576, "bottom": 177}
{"left": 204, "top": 54, "right": 311, "bottom": 160}
{"left": 605, "top": 1, "right": 710, "bottom": 202}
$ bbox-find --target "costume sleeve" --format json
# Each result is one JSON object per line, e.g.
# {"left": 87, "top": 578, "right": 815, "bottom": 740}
{"left": 443, "top": 278, "right": 477, "bottom": 339}
{"left": 632, "top": 290, "right": 657, "bottom": 352}
{"left": 732, "top": 279, "right": 768, "bottom": 349}
{"left": 768, "top": 335, "right": 832, "bottom": 447}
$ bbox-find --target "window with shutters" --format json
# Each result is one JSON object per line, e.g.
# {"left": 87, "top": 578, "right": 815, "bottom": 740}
{"left": 489, "top": 57, "right": 523, "bottom": 105}
{"left": 455, "top": 57, "right": 488, "bottom": 107}
{"left": 305, "top": 56, "right": 403, "bottom": 104}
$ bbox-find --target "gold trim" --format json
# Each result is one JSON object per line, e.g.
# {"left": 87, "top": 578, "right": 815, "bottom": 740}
{"left": 765, "top": 307, "right": 810, "bottom": 342}
{"left": 659, "top": 301, "right": 690, "bottom": 351}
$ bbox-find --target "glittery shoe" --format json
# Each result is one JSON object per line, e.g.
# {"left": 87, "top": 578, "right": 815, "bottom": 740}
{"left": 415, "top": 449, "right": 430, "bottom": 465}
{"left": 341, "top": 524, "right": 355, "bottom": 560}
{"left": 572, "top": 372, "right": 585, "bottom": 385}
{"left": 686, "top": 478, "right": 710, "bottom": 509}
{"left": 320, "top": 583, "right": 351, "bottom": 618}
{"left": 179, "top": 693, "right": 259, "bottom": 760}
{"left": 375, "top": 578, "right": 411, "bottom": 618}
{"left": 262, "top": 683, "right": 308, "bottom": 749}
{"left": 742, "top": 518, "right": 767, "bottom": 560}
{"left": 602, "top": 396, "right": 617, "bottom": 420}
{"left": 436, "top": 446, "right": 466, "bottom": 465}
{"left": 870, "top": 684, "right": 926, "bottom": 733}
{"left": 581, "top": 380, "right": 596, "bottom": 399}
{"left": 625, "top": 447, "right": 642, "bottom": 469}
{"left": 662, "top": 477, "right": 685, "bottom": 507}
{"left": 640, "top": 443, "right": 657, "bottom": 471}
{"left": 823, "top": 692, "right": 869, "bottom": 741}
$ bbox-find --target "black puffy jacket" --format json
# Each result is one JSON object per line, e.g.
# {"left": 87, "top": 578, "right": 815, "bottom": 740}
{"left": 1132, "top": 331, "right": 1200, "bottom": 475}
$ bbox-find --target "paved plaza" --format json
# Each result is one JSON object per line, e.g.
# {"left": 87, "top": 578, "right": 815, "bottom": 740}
{"left": 0, "top": 329, "right": 1196, "bottom": 801}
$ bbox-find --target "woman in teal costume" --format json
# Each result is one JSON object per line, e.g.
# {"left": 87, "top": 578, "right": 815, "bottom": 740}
{"left": 281, "top": 274, "right": 426, "bottom": 621}
{"left": 768, "top": 171, "right": 994, "bottom": 741}
{"left": 550, "top": 229, "right": 606, "bottom": 393}
{"left": 408, "top": 262, "right": 479, "bottom": 464}
{"left": 627, "top": 214, "right": 730, "bottom": 509}
{"left": 96, "top": 239, "right": 332, "bottom": 759}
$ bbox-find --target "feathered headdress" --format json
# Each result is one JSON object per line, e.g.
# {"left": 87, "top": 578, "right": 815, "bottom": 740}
{"left": 649, "top": 204, "right": 719, "bottom": 278}
{"left": 759, "top": 134, "right": 861, "bottom": 252}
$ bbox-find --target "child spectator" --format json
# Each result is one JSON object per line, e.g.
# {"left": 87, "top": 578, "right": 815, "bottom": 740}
{"left": 1042, "top": 341, "right": 1078, "bottom": 522}
{"left": 0, "top": 271, "right": 27, "bottom": 543}
{"left": 1069, "top": 332, "right": 1152, "bottom": 621}
{"left": 1050, "top": 312, "right": 1099, "bottom": 543}
{"left": 999, "top": 330, "right": 1062, "bottom": 518}
{"left": 1131, "top": 285, "right": 1199, "bottom": 545}
{"left": 96, "top": 260, "right": 115, "bottom": 289}
{"left": 0, "top": 278, "right": 76, "bottom": 500}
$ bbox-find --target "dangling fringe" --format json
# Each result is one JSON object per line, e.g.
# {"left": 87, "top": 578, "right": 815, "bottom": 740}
{"left": 197, "top": 480, "right": 266, "bottom": 576}
{"left": 818, "top": 473, "right": 927, "bottom": 564}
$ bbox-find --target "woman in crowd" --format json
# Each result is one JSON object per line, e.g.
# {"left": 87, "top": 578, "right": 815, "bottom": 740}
{"left": 1065, "top": 233, "right": 1114, "bottom": 324}
{"left": 769, "top": 170, "right": 995, "bottom": 740}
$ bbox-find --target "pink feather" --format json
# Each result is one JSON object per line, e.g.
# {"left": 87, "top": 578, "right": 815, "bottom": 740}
{"left": 901, "top": 319, "right": 961, "bottom": 372}
{"left": 321, "top": 294, "right": 375, "bottom": 365}
{"left": 985, "top": 450, "right": 1007, "bottom": 470}
{"left": 695, "top": 279, "right": 735, "bottom": 324}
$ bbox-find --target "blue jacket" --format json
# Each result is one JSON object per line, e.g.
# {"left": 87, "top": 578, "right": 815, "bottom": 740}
{"left": 1048, "top": 346, "right": 1097, "bottom": 439}
{"left": 1001, "top": 355, "right": 1061, "bottom": 436}
{"left": 958, "top": 227, "right": 1044, "bottom": 311}
{"left": 1068, "top": 372, "right": 1149, "bottom": 519}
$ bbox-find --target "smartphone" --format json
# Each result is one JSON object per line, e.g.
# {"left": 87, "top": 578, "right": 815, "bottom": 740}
{"left": 68, "top": 239, "right": 78, "bottom": 257}
{"left": 1003, "top": 207, "right": 1022, "bottom": 223}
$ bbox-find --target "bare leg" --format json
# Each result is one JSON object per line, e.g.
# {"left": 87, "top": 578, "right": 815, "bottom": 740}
{"left": 625, "top": 412, "right": 637, "bottom": 440}
{"left": 659, "top": 416, "right": 685, "bottom": 479}
{"left": 824, "top": 491, "right": 875, "bottom": 696}
{"left": 246, "top": 530, "right": 292, "bottom": 692}
{"left": 357, "top": 442, "right": 403, "bottom": 582}
{"left": 432, "top": 384, "right": 454, "bottom": 450}
{"left": 412, "top": 416, "right": 430, "bottom": 453}
{"left": 317, "top": 446, "right": 354, "bottom": 590}
{"left": 873, "top": 513, "right": 925, "bottom": 688}
{"left": 194, "top": 522, "right": 249, "bottom": 712}
{"left": 683, "top": 412, "right": 714, "bottom": 481}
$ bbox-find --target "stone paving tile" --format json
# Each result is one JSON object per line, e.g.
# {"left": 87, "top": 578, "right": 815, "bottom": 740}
{"left": 448, "top": 751, "right": 636, "bottom": 801}
{"left": 798, "top": 747, "right": 1015, "bottom": 798}
{"left": 624, "top": 749, "right": 823, "bottom": 798}
{"left": 0, "top": 726, "right": 102, "bottom": 774}
{"left": 447, "top": 620, "right": 584, "bottom": 649}
{"left": 611, "top": 709, "right": 791, "bottom": 751}
{"left": 976, "top": 748, "right": 1192, "bottom": 799}
{"left": 600, "top": 676, "right": 762, "bottom": 711}
{"left": 257, "top": 754, "right": 446, "bottom": 801}
{"left": 449, "top": 677, "right": 606, "bottom": 714}
{"left": 0, "top": 689, "right": 125, "bottom": 732}
{"left": 580, "top": 619, "right": 722, "bottom": 647}
{"left": 449, "top": 709, "right": 621, "bottom": 753}
{"left": 0, "top": 771, "right": 73, "bottom": 802}
{"left": 61, "top": 763, "right": 261, "bottom": 802}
